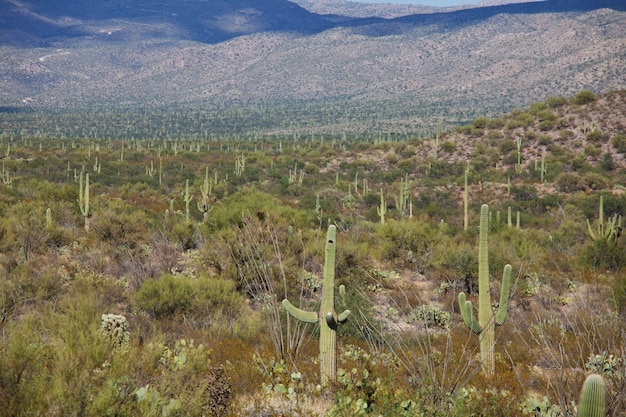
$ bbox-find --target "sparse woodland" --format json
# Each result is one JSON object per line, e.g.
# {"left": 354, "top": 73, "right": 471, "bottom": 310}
{"left": 0, "top": 90, "right": 625, "bottom": 416}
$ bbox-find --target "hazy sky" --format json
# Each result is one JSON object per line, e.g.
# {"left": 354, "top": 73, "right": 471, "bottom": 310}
{"left": 354, "top": 1, "right": 484, "bottom": 6}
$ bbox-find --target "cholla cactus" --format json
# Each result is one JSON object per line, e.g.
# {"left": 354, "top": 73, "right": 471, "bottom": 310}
{"left": 98, "top": 314, "right": 130, "bottom": 349}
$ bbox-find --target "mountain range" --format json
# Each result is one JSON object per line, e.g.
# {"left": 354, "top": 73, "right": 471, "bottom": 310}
{"left": 1, "top": 0, "right": 625, "bottom": 134}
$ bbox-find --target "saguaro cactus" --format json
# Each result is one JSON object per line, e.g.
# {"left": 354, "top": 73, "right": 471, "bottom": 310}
{"left": 578, "top": 374, "right": 606, "bottom": 417}
{"left": 282, "top": 225, "right": 350, "bottom": 386}
{"left": 78, "top": 172, "right": 90, "bottom": 232}
{"left": 458, "top": 204, "right": 511, "bottom": 376}
{"left": 183, "top": 179, "right": 193, "bottom": 223}
{"left": 377, "top": 188, "right": 387, "bottom": 224}
{"left": 587, "top": 195, "right": 622, "bottom": 244}
{"left": 197, "top": 167, "right": 213, "bottom": 222}
{"left": 464, "top": 166, "right": 469, "bottom": 231}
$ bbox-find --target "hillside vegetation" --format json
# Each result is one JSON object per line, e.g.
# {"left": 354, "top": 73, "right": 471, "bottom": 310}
{"left": 0, "top": 90, "right": 625, "bottom": 416}
{"left": 1, "top": 0, "right": 625, "bottom": 134}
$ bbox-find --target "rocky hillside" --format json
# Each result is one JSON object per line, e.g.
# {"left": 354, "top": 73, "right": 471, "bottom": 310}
{"left": 0, "top": 0, "right": 625, "bottom": 134}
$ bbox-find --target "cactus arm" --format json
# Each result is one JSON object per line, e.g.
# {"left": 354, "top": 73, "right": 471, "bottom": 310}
{"left": 495, "top": 264, "right": 512, "bottom": 326}
{"left": 458, "top": 293, "right": 482, "bottom": 334}
{"left": 586, "top": 218, "right": 598, "bottom": 240}
{"left": 578, "top": 374, "right": 606, "bottom": 417}
{"left": 282, "top": 299, "right": 318, "bottom": 323}
{"left": 337, "top": 309, "right": 351, "bottom": 324}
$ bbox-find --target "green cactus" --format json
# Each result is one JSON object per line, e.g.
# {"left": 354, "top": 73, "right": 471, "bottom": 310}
{"left": 377, "top": 188, "right": 387, "bottom": 224}
{"left": 45, "top": 207, "right": 52, "bottom": 229}
{"left": 146, "top": 160, "right": 157, "bottom": 177}
{"left": 235, "top": 154, "right": 246, "bottom": 177}
{"left": 464, "top": 166, "right": 469, "bottom": 231}
{"left": 78, "top": 172, "right": 90, "bottom": 232}
{"left": 197, "top": 167, "right": 213, "bottom": 221}
{"left": 578, "top": 374, "right": 606, "bottom": 417}
{"left": 587, "top": 195, "right": 622, "bottom": 244}
{"left": 394, "top": 173, "right": 411, "bottom": 217}
{"left": 183, "top": 179, "right": 192, "bottom": 223}
{"left": 282, "top": 225, "right": 350, "bottom": 386}
{"left": 515, "top": 137, "right": 523, "bottom": 174}
{"left": 458, "top": 204, "right": 512, "bottom": 376}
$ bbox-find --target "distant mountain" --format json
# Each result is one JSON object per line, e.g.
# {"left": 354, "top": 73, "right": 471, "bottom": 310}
{"left": 290, "top": 0, "right": 545, "bottom": 18}
{"left": 0, "top": 0, "right": 625, "bottom": 133}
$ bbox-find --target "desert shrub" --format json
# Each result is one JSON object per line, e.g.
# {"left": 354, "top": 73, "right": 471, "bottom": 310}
{"left": 611, "top": 132, "right": 626, "bottom": 153}
{"left": 0, "top": 255, "right": 67, "bottom": 322}
{"left": 375, "top": 217, "right": 441, "bottom": 268}
{"left": 554, "top": 172, "right": 584, "bottom": 192}
{"left": 545, "top": 95, "right": 567, "bottom": 108}
{"left": 581, "top": 172, "right": 611, "bottom": 190}
{"left": 407, "top": 305, "right": 451, "bottom": 328}
{"left": 440, "top": 141, "right": 457, "bottom": 153}
{"left": 89, "top": 339, "right": 232, "bottom": 417}
{"left": 503, "top": 150, "right": 520, "bottom": 165}
{"left": 0, "top": 318, "right": 60, "bottom": 415}
{"left": 90, "top": 198, "right": 150, "bottom": 249}
{"left": 168, "top": 218, "right": 200, "bottom": 250}
{"left": 586, "top": 129, "right": 606, "bottom": 142}
{"left": 134, "top": 274, "right": 194, "bottom": 318}
{"left": 499, "top": 139, "right": 517, "bottom": 154}
{"left": 573, "top": 89, "right": 597, "bottom": 105}
{"left": 581, "top": 239, "right": 625, "bottom": 271}
{"left": 0, "top": 202, "right": 50, "bottom": 260}
{"left": 600, "top": 153, "right": 615, "bottom": 171}
{"left": 205, "top": 187, "right": 307, "bottom": 232}
{"left": 440, "top": 242, "right": 477, "bottom": 294}
{"left": 190, "top": 276, "right": 256, "bottom": 336}
{"left": 510, "top": 184, "right": 538, "bottom": 201}
{"left": 612, "top": 274, "right": 626, "bottom": 316}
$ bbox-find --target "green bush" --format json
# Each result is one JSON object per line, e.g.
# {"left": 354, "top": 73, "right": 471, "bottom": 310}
{"left": 581, "top": 239, "right": 625, "bottom": 271}
{"left": 573, "top": 90, "right": 597, "bottom": 105}
{"left": 134, "top": 274, "right": 194, "bottom": 318}
{"left": 612, "top": 132, "right": 626, "bottom": 153}
{"left": 554, "top": 172, "right": 584, "bottom": 192}
{"left": 407, "top": 305, "right": 451, "bottom": 328}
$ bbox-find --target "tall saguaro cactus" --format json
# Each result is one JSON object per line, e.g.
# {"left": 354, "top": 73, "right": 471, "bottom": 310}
{"left": 78, "top": 172, "right": 90, "bottom": 232}
{"left": 197, "top": 167, "right": 213, "bottom": 222}
{"left": 183, "top": 179, "right": 193, "bottom": 223}
{"left": 458, "top": 204, "right": 511, "bottom": 376}
{"left": 578, "top": 373, "right": 606, "bottom": 417}
{"left": 377, "top": 188, "right": 387, "bottom": 224}
{"left": 282, "top": 225, "right": 350, "bottom": 386}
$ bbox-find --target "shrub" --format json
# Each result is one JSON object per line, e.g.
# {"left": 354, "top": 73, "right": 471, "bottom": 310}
{"left": 586, "top": 129, "right": 605, "bottom": 142}
{"left": 440, "top": 141, "right": 457, "bottom": 153}
{"left": 581, "top": 172, "right": 611, "bottom": 190}
{"left": 554, "top": 172, "right": 584, "bottom": 192}
{"left": 612, "top": 132, "right": 626, "bottom": 153}
{"left": 581, "top": 239, "right": 625, "bottom": 271}
{"left": 545, "top": 96, "right": 567, "bottom": 108}
{"left": 134, "top": 274, "right": 194, "bottom": 318}
{"left": 407, "top": 305, "right": 451, "bottom": 328}
{"left": 573, "top": 90, "right": 597, "bottom": 105}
